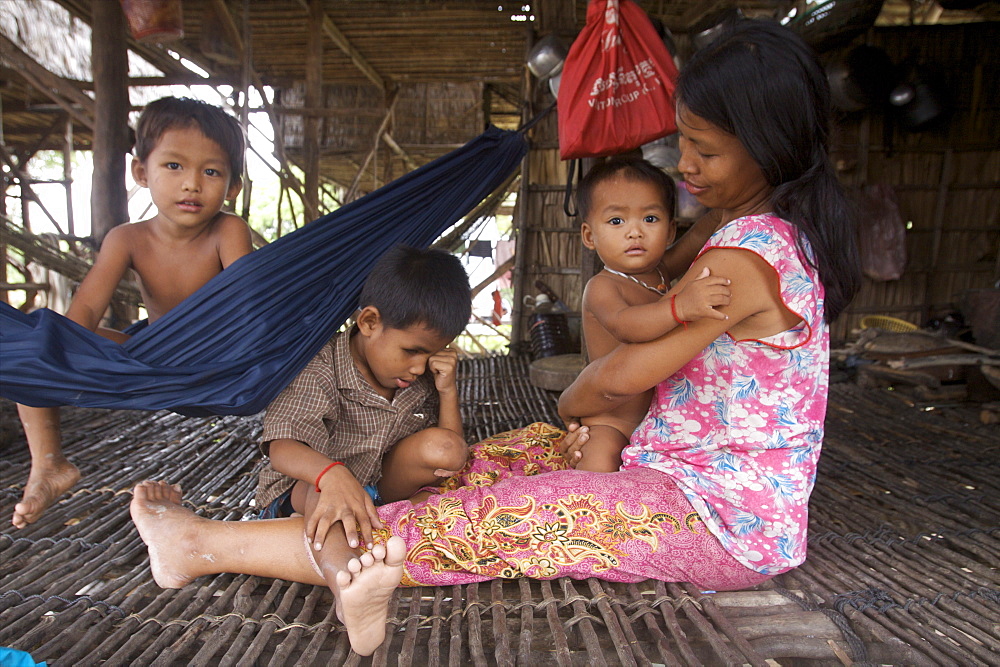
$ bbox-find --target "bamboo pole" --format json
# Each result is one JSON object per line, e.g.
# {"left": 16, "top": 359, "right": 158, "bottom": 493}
{"left": 63, "top": 117, "right": 74, "bottom": 237}
{"left": 471, "top": 256, "right": 516, "bottom": 299}
{"left": 0, "top": 143, "right": 66, "bottom": 235}
{"left": 344, "top": 93, "right": 400, "bottom": 203}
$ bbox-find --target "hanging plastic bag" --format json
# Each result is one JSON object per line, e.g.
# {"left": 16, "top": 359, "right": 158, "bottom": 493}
{"left": 858, "top": 184, "right": 907, "bottom": 281}
{"left": 557, "top": 0, "right": 679, "bottom": 159}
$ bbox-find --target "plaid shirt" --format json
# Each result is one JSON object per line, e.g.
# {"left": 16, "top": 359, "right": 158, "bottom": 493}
{"left": 254, "top": 328, "right": 439, "bottom": 508}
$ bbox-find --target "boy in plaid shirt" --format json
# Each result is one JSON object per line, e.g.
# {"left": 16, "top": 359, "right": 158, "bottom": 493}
{"left": 255, "top": 245, "right": 470, "bottom": 555}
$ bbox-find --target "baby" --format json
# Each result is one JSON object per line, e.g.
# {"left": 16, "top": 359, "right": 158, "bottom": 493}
{"left": 570, "top": 158, "right": 731, "bottom": 471}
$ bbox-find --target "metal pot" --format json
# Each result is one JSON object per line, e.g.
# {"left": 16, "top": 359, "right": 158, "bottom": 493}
{"left": 826, "top": 45, "right": 895, "bottom": 112}
{"left": 690, "top": 7, "right": 743, "bottom": 50}
{"left": 527, "top": 34, "right": 567, "bottom": 80}
{"left": 890, "top": 68, "right": 949, "bottom": 130}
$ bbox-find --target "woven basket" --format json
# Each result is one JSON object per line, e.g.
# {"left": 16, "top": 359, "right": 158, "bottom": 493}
{"left": 860, "top": 315, "right": 919, "bottom": 333}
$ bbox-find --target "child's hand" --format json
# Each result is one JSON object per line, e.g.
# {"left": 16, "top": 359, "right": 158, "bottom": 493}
{"left": 558, "top": 421, "right": 590, "bottom": 468}
{"left": 309, "top": 465, "right": 382, "bottom": 551}
{"left": 428, "top": 347, "right": 459, "bottom": 392}
{"left": 673, "top": 267, "right": 731, "bottom": 323}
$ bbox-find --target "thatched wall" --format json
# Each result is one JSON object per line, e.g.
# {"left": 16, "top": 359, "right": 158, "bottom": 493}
{"left": 831, "top": 22, "right": 999, "bottom": 342}
{"left": 279, "top": 81, "right": 485, "bottom": 189}
{"left": 509, "top": 108, "right": 583, "bottom": 352}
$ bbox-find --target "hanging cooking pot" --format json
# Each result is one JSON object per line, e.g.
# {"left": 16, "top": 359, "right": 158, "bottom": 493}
{"left": 890, "top": 66, "right": 949, "bottom": 131}
{"left": 827, "top": 45, "right": 895, "bottom": 112}
{"left": 690, "top": 7, "right": 743, "bottom": 50}
{"left": 527, "top": 34, "right": 568, "bottom": 80}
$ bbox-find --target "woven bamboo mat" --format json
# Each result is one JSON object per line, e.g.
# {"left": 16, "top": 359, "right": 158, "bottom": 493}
{"left": 1, "top": 356, "right": 997, "bottom": 665}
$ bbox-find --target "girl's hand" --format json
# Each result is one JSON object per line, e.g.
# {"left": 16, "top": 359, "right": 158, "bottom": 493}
{"left": 307, "top": 465, "right": 382, "bottom": 551}
{"left": 428, "top": 347, "right": 459, "bottom": 392}
{"left": 673, "top": 267, "right": 731, "bottom": 323}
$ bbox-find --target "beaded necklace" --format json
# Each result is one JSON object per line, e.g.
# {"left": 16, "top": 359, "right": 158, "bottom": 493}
{"left": 603, "top": 267, "right": 667, "bottom": 296}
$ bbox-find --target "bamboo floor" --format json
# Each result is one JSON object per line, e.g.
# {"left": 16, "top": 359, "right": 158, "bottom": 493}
{"left": 1, "top": 355, "right": 998, "bottom": 665}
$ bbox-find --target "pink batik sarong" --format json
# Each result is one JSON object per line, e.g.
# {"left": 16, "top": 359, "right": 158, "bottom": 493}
{"left": 378, "top": 422, "right": 772, "bottom": 591}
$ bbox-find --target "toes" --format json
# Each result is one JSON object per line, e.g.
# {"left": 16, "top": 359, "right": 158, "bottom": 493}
{"left": 133, "top": 480, "right": 183, "bottom": 504}
{"left": 335, "top": 569, "right": 353, "bottom": 591}
{"left": 384, "top": 536, "right": 406, "bottom": 566}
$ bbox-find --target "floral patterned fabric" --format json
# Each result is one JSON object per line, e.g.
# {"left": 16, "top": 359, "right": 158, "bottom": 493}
{"left": 624, "top": 214, "right": 830, "bottom": 575}
{"left": 379, "top": 422, "right": 770, "bottom": 591}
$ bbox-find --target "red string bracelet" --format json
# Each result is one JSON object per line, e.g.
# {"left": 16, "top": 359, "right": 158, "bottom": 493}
{"left": 315, "top": 461, "right": 344, "bottom": 492}
{"left": 670, "top": 294, "right": 689, "bottom": 330}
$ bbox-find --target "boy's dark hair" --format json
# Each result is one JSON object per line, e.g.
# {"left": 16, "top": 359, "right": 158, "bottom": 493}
{"left": 677, "top": 19, "right": 860, "bottom": 321}
{"left": 359, "top": 245, "right": 471, "bottom": 340}
{"left": 576, "top": 158, "right": 677, "bottom": 223}
{"left": 133, "top": 96, "right": 245, "bottom": 181}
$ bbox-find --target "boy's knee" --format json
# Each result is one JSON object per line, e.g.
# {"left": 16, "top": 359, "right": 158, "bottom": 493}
{"left": 419, "top": 428, "right": 468, "bottom": 471}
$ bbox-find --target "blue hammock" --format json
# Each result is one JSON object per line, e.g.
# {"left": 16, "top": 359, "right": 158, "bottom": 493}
{"left": 0, "top": 126, "right": 527, "bottom": 417}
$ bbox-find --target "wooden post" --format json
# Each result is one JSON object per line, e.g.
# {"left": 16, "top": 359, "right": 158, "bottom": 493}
{"left": 1, "top": 94, "right": 5, "bottom": 304}
{"left": 509, "top": 25, "right": 534, "bottom": 351}
{"left": 304, "top": 0, "right": 324, "bottom": 221}
{"left": 511, "top": 0, "right": 577, "bottom": 351}
{"left": 240, "top": 0, "right": 252, "bottom": 221}
{"left": 90, "top": 0, "right": 130, "bottom": 244}
{"left": 64, "top": 116, "right": 75, "bottom": 237}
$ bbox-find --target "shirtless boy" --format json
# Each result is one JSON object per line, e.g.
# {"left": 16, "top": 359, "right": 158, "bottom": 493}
{"left": 12, "top": 96, "right": 253, "bottom": 528}
{"left": 567, "top": 158, "right": 731, "bottom": 471}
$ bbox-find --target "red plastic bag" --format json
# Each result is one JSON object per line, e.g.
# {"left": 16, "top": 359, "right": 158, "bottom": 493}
{"left": 557, "top": 0, "right": 679, "bottom": 159}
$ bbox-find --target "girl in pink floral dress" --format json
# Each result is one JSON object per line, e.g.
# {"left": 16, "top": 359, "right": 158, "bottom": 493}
{"left": 129, "top": 20, "right": 861, "bottom": 657}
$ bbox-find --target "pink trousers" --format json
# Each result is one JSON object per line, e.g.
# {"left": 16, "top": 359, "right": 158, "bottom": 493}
{"left": 378, "top": 423, "right": 772, "bottom": 591}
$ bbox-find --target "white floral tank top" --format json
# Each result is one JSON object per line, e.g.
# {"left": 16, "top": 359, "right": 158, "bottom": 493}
{"left": 623, "top": 214, "right": 830, "bottom": 575}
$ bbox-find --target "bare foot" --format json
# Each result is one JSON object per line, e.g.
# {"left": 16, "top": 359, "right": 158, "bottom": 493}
{"left": 12, "top": 459, "right": 81, "bottom": 528}
{"left": 334, "top": 536, "right": 405, "bottom": 656}
{"left": 129, "top": 480, "right": 207, "bottom": 589}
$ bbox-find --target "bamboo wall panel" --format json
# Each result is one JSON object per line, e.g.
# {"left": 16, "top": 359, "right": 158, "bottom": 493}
{"left": 515, "top": 139, "right": 586, "bottom": 352}
{"left": 830, "top": 23, "right": 999, "bottom": 342}
{"left": 279, "top": 81, "right": 484, "bottom": 188}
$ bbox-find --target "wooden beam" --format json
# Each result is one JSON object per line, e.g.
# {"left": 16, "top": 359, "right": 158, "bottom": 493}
{"left": 471, "top": 255, "right": 516, "bottom": 299}
{"left": 55, "top": 75, "right": 232, "bottom": 89}
{"left": 380, "top": 132, "right": 419, "bottom": 172}
{"left": 303, "top": 0, "right": 324, "bottom": 220}
{"left": 90, "top": 0, "right": 130, "bottom": 243}
{"left": 0, "top": 33, "right": 94, "bottom": 129}
{"left": 208, "top": 0, "right": 245, "bottom": 54}
{"left": 269, "top": 106, "right": 387, "bottom": 118}
{"left": 296, "top": 0, "right": 386, "bottom": 89}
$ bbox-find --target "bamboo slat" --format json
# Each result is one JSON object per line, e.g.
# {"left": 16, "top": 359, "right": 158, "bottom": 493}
{"left": 1, "top": 362, "right": 998, "bottom": 665}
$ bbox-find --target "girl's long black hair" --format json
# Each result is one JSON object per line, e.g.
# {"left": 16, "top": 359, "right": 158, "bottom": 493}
{"left": 676, "top": 19, "right": 860, "bottom": 321}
